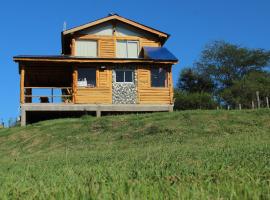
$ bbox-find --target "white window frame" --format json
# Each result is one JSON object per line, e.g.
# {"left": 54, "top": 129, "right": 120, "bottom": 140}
{"left": 116, "top": 40, "right": 139, "bottom": 58}
{"left": 115, "top": 69, "right": 134, "bottom": 83}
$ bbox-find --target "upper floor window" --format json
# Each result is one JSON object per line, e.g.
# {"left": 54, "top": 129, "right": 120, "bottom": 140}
{"left": 151, "top": 67, "right": 168, "bottom": 87}
{"left": 76, "top": 40, "right": 97, "bottom": 57}
{"left": 116, "top": 40, "right": 139, "bottom": 58}
{"left": 78, "top": 68, "right": 96, "bottom": 87}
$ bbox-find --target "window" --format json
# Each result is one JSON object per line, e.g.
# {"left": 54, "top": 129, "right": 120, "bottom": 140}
{"left": 115, "top": 70, "right": 134, "bottom": 83}
{"left": 76, "top": 40, "right": 97, "bottom": 57}
{"left": 151, "top": 68, "right": 168, "bottom": 87}
{"left": 78, "top": 68, "right": 96, "bottom": 87}
{"left": 116, "top": 40, "right": 139, "bottom": 58}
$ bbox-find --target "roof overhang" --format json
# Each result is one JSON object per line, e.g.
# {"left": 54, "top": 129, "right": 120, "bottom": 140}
{"left": 13, "top": 55, "right": 178, "bottom": 65}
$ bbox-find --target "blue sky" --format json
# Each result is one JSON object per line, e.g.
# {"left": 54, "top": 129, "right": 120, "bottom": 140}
{"left": 0, "top": 0, "right": 270, "bottom": 123}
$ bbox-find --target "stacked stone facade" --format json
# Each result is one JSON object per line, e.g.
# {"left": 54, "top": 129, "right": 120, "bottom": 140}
{"left": 112, "top": 67, "right": 137, "bottom": 104}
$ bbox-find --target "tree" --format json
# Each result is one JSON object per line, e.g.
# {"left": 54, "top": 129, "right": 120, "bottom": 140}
{"left": 175, "top": 41, "right": 270, "bottom": 109}
{"left": 196, "top": 41, "right": 270, "bottom": 91}
{"left": 220, "top": 71, "right": 270, "bottom": 108}
{"left": 177, "top": 68, "right": 214, "bottom": 93}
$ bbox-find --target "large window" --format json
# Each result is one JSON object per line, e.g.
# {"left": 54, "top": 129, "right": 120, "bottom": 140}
{"left": 78, "top": 68, "right": 96, "bottom": 87}
{"left": 76, "top": 40, "right": 97, "bottom": 57}
{"left": 151, "top": 67, "right": 168, "bottom": 87}
{"left": 116, "top": 40, "right": 139, "bottom": 58}
{"left": 115, "top": 69, "right": 134, "bottom": 83}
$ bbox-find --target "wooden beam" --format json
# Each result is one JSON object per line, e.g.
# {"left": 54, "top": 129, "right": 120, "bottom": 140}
{"left": 24, "top": 87, "right": 72, "bottom": 89}
{"left": 168, "top": 66, "right": 174, "bottom": 104}
{"left": 20, "top": 65, "right": 25, "bottom": 104}
{"left": 109, "top": 67, "right": 112, "bottom": 103}
{"left": 71, "top": 39, "right": 76, "bottom": 56}
{"left": 96, "top": 67, "right": 99, "bottom": 88}
{"left": 75, "top": 35, "right": 148, "bottom": 41}
{"left": 72, "top": 67, "right": 78, "bottom": 103}
{"left": 97, "top": 39, "right": 101, "bottom": 57}
{"left": 14, "top": 58, "right": 178, "bottom": 64}
{"left": 25, "top": 88, "right": 32, "bottom": 103}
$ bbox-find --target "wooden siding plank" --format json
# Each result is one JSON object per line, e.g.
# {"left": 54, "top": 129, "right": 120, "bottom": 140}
{"left": 72, "top": 67, "right": 78, "bottom": 103}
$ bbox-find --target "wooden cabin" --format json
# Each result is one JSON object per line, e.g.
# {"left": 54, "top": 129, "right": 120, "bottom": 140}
{"left": 14, "top": 14, "right": 178, "bottom": 126}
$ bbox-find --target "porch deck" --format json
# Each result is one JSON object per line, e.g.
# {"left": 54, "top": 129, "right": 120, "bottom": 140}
{"left": 21, "top": 103, "right": 174, "bottom": 126}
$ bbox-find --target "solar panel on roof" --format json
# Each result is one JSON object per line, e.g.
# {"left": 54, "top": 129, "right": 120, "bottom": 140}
{"left": 143, "top": 47, "right": 178, "bottom": 61}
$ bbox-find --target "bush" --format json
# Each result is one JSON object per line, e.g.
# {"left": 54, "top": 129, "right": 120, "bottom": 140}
{"left": 174, "top": 91, "right": 217, "bottom": 110}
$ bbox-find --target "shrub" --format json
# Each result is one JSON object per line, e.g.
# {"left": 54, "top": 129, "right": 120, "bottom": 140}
{"left": 174, "top": 91, "right": 217, "bottom": 110}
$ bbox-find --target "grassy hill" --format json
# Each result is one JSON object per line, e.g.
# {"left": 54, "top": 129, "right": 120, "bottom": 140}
{"left": 0, "top": 110, "right": 269, "bottom": 199}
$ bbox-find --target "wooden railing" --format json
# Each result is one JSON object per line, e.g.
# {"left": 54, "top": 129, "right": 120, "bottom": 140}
{"left": 23, "top": 87, "right": 73, "bottom": 104}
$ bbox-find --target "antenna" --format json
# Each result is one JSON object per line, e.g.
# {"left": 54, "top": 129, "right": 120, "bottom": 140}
{"left": 108, "top": 12, "right": 118, "bottom": 16}
{"left": 63, "top": 21, "right": 67, "bottom": 31}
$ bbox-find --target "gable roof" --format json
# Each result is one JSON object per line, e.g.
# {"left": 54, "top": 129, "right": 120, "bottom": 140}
{"left": 62, "top": 14, "right": 169, "bottom": 39}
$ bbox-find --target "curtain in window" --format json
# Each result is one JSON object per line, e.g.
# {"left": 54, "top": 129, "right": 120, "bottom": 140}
{"left": 76, "top": 40, "right": 97, "bottom": 57}
{"left": 151, "top": 68, "right": 167, "bottom": 87}
{"left": 127, "top": 41, "right": 138, "bottom": 58}
{"left": 78, "top": 68, "right": 96, "bottom": 87}
{"left": 116, "top": 41, "right": 128, "bottom": 58}
{"left": 116, "top": 40, "right": 138, "bottom": 58}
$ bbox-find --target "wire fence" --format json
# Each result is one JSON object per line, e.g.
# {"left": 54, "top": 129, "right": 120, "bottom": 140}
{"left": 218, "top": 91, "right": 269, "bottom": 110}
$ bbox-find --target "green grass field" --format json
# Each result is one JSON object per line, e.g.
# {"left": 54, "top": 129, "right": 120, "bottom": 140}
{"left": 0, "top": 110, "right": 269, "bottom": 199}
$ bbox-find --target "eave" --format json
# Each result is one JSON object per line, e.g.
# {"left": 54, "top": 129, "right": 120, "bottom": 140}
{"left": 13, "top": 56, "right": 178, "bottom": 65}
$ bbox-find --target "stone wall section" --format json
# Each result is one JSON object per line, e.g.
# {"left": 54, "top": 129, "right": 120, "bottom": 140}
{"left": 112, "top": 67, "right": 137, "bottom": 104}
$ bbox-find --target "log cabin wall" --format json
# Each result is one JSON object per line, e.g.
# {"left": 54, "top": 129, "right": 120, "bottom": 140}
{"left": 74, "top": 65, "right": 173, "bottom": 105}
{"left": 67, "top": 20, "right": 172, "bottom": 105}
{"left": 137, "top": 65, "right": 173, "bottom": 104}
{"left": 20, "top": 64, "right": 173, "bottom": 105}
{"left": 70, "top": 21, "right": 161, "bottom": 58}
{"left": 72, "top": 35, "right": 160, "bottom": 58}
{"left": 75, "top": 67, "right": 112, "bottom": 104}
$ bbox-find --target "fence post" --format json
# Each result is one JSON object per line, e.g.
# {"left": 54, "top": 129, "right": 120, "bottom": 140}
{"left": 252, "top": 101, "right": 255, "bottom": 109}
{"left": 266, "top": 97, "right": 269, "bottom": 109}
{"left": 239, "top": 104, "right": 242, "bottom": 110}
{"left": 227, "top": 105, "right": 230, "bottom": 110}
{"left": 256, "top": 91, "right": 260, "bottom": 109}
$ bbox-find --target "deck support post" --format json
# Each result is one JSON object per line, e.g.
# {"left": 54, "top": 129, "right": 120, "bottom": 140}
{"left": 21, "top": 107, "right": 26, "bottom": 126}
{"left": 96, "top": 110, "right": 101, "bottom": 117}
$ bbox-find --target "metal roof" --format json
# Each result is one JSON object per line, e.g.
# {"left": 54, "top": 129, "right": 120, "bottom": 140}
{"left": 143, "top": 47, "right": 178, "bottom": 62}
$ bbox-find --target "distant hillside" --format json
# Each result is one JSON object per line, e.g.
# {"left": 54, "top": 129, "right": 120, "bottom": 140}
{"left": 0, "top": 110, "right": 269, "bottom": 199}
